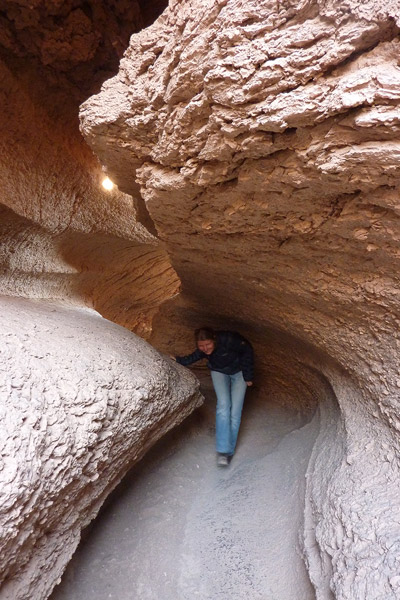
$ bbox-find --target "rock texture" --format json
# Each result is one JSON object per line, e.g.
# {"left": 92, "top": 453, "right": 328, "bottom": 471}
{"left": 0, "top": 0, "right": 178, "bottom": 337}
{"left": 0, "top": 3, "right": 198, "bottom": 598}
{"left": 80, "top": 1, "right": 400, "bottom": 598}
{"left": 0, "top": 296, "right": 202, "bottom": 600}
{"left": 0, "top": 0, "right": 167, "bottom": 98}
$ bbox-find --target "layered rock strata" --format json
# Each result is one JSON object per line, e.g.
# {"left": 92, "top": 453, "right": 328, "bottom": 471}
{"left": 0, "top": 296, "right": 202, "bottom": 600}
{"left": 0, "top": 52, "right": 180, "bottom": 337}
{"left": 81, "top": 1, "right": 400, "bottom": 597}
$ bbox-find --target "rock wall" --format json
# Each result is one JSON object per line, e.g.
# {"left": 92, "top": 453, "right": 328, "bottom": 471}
{"left": 0, "top": 0, "right": 159, "bottom": 254}
{"left": 80, "top": 1, "right": 400, "bottom": 597}
{"left": 0, "top": 3, "right": 199, "bottom": 598}
{"left": 0, "top": 7, "right": 179, "bottom": 336}
{"left": 0, "top": 296, "right": 202, "bottom": 600}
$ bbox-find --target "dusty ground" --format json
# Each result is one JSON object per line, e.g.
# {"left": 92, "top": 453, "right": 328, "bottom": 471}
{"left": 51, "top": 374, "right": 318, "bottom": 600}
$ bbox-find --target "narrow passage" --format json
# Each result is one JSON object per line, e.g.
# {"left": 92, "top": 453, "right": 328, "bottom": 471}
{"left": 52, "top": 374, "right": 318, "bottom": 600}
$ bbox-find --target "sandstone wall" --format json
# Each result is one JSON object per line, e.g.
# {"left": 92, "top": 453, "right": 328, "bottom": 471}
{"left": 0, "top": 3, "right": 197, "bottom": 598}
{"left": 80, "top": 1, "right": 400, "bottom": 597}
{"left": 0, "top": 296, "right": 202, "bottom": 600}
{"left": 0, "top": 41, "right": 180, "bottom": 336}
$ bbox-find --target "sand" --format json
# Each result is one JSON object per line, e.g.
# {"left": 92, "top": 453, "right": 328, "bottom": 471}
{"left": 51, "top": 373, "right": 318, "bottom": 600}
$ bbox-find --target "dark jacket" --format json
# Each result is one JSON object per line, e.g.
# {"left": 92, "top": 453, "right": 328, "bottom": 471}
{"left": 175, "top": 331, "right": 254, "bottom": 382}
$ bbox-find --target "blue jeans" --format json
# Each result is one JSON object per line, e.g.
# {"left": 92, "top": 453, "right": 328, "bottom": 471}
{"left": 211, "top": 370, "right": 247, "bottom": 456}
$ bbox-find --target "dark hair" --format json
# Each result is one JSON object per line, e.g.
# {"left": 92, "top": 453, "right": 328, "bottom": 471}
{"left": 194, "top": 327, "right": 216, "bottom": 342}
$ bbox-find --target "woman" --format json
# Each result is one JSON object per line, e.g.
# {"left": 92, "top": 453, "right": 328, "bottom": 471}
{"left": 175, "top": 327, "right": 254, "bottom": 466}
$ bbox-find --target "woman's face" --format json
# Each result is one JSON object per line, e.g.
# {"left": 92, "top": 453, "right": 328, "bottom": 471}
{"left": 197, "top": 339, "right": 215, "bottom": 355}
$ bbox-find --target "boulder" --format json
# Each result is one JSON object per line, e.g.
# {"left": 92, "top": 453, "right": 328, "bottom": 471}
{"left": 0, "top": 296, "right": 202, "bottom": 600}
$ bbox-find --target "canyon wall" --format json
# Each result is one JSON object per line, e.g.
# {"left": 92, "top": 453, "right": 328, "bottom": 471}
{"left": 0, "top": 45, "right": 178, "bottom": 336}
{"left": 0, "top": 3, "right": 204, "bottom": 598}
{"left": 81, "top": 1, "right": 400, "bottom": 597}
{"left": 0, "top": 296, "right": 202, "bottom": 600}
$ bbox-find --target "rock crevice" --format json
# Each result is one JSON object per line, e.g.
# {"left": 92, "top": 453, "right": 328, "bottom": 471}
{"left": 1, "top": 0, "right": 400, "bottom": 597}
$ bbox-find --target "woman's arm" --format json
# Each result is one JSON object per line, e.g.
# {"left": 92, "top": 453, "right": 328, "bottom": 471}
{"left": 175, "top": 348, "right": 205, "bottom": 366}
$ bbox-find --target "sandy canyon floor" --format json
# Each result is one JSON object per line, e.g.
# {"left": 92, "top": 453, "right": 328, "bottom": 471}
{"left": 51, "top": 374, "right": 318, "bottom": 600}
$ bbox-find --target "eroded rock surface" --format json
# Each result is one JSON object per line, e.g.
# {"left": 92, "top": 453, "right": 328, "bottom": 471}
{"left": 0, "top": 0, "right": 176, "bottom": 337}
{"left": 0, "top": 3, "right": 204, "bottom": 599}
{"left": 0, "top": 296, "right": 202, "bottom": 600}
{"left": 81, "top": 1, "right": 400, "bottom": 597}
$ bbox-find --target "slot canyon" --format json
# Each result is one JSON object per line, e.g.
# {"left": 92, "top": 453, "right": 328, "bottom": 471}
{"left": 1, "top": 1, "right": 400, "bottom": 599}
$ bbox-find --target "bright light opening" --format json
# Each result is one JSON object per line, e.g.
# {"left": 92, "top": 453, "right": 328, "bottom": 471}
{"left": 102, "top": 176, "right": 114, "bottom": 191}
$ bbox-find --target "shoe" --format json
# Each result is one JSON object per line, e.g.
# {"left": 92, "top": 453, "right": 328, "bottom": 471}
{"left": 217, "top": 453, "right": 229, "bottom": 467}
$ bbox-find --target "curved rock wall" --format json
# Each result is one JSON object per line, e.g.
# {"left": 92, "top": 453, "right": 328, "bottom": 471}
{"left": 0, "top": 24, "right": 180, "bottom": 335}
{"left": 0, "top": 296, "right": 202, "bottom": 600}
{"left": 80, "top": 1, "right": 400, "bottom": 597}
{"left": 0, "top": 3, "right": 195, "bottom": 598}
{"left": 0, "top": 203, "right": 179, "bottom": 337}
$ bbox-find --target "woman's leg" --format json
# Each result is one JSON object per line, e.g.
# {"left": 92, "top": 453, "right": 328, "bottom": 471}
{"left": 228, "top": 371, "right": 247, "bottom": 455}
{"left": 211, "top": 370, "right": 231, "bottom": 454}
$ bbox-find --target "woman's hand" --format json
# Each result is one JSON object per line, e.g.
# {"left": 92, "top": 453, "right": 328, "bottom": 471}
{"left": 246, "top": 381, "right": 253, "bottom": 387}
